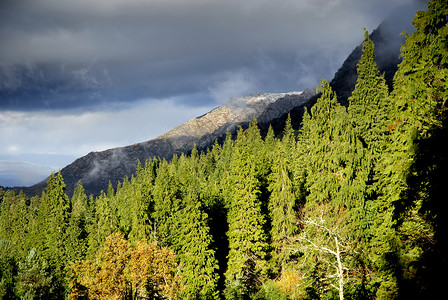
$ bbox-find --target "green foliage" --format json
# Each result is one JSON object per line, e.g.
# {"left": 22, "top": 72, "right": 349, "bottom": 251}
{"left": 37, "top": 171, "right": 71, "bottom": 273}
{"left": 15, "top": 248, "right": 62, "bottom": 300}
{"left": 0, "top": 3, "right": 446, "bottom": 298}
{"left": 0, "top": 240, "right": 17, "bottom": 299}
{"left": 66, "top": 181, "right": 89, "bottom": 263}
{"left": 381, "top": 1, "right": 448, "bottom": 298}
{"left": 225, "top": 121, "right": 270, "bottom": 297}
{"left": 267, "top": 115, "right": 301, "bottom": 271}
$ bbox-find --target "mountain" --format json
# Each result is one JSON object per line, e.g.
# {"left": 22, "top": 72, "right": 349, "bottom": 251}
{"left": 21, "top": 89, "right": 318, "bottom": 196}
{"left": 330, "top": 2, "right": 423, "bottom": 105}
{"left": 18, "top": 2, "right": 422, "bottom": 197}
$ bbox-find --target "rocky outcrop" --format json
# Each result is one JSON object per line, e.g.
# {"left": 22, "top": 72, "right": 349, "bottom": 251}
{"left": 158, "top": 89, "right": 316, "bottom": 151}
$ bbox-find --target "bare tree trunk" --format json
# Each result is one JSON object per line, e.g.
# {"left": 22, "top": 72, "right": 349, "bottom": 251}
{"left": 335, "top": 236, "right": 344, "bottom": 300}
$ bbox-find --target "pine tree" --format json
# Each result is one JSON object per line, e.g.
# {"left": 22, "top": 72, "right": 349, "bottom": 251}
{"left": 176, "top": 194, "right": 219, "bottom": 299}
{"left": 224, "top": 122, "right": 270, "bottom": 298}
{"left": 268, "top": 115, "right": 300, "bottom": 270}
{"left": 66, "top": 181, "right": 89, "bottom": 263}
{"left": 38, "top": 171, "right": 71, "bottom": 274}
{"left": 152, "top": 151, "right": 220, "bottom": 298}
{"left": 0, "top": 240, "right": 17, "bottom": 299}
{"left": 297, "top": 80, "right": 368, "bottom": 298}
{"left": 302, "top": 80, "right": 349, "bottom": 209}
{"left": 151, "top": 159, "right": 183, "bottom": 247}
{"left": 0, "top": 190, "right": 30, "bottom": 260}
{"left": 128, "top": 159, "right": 156, "bottom": 242}
{"left": 346, "top": 30, "right": 399, "bottom": 298}
{"left": 348, "top": 29, "right": 391, "bottom": 155}
{"left": 392, "top": 0, "right": 448, "bottom": 135}
{"left": 15, "top": 248, "right": 62, "bottom": 300}
{"left": 86, "top": 191, "right": 119, "bottom": 258}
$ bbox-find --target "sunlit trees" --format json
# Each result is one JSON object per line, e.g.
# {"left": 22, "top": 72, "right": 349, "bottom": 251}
{"left": 224, "top": 121, "right": 270, "bottom": 298}
{"left": 15, "top": 248, "right": 61, "bottom": 300}
{"left": 0, "top": 2, "right": 446, "bottom": 298}
{"left": 66, "top": 181, "right": 89, "bottom": 263}
{"left": 69, "top": 232, "right": 181, "bottom": 300}
{"left": 37, "top": 172, "right": 71, "bottom": 275}
{"left": 268, "top": 115, "right": 300, "bottom": 271}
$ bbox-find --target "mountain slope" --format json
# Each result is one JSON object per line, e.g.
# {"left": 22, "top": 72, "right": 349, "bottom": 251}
{"left": 330, "top": 2, "right": 423, "bottom": 104}
{"left": 19, "top": 2, "right": 421, "bottom": 197}
{"left": 22, "top": 90, "right": 317, "bottom": 196}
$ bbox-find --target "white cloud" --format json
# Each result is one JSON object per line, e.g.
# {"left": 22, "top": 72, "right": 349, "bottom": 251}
{"left": 208, "top": 71, "right": 259, "bottom": 104}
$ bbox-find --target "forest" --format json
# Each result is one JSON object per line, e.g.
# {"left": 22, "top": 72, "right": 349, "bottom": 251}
{"left": 0, "top": 1, "right": 447, "bottom": 299}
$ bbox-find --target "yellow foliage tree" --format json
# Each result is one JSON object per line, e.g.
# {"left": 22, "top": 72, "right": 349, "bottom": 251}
{"left": 68, "top": 232, "right": 181, "bottom": 300}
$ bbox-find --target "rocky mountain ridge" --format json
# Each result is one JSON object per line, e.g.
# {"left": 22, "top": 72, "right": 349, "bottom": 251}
{"left": 21, "top": 89, "right": 317, "bottom": 196}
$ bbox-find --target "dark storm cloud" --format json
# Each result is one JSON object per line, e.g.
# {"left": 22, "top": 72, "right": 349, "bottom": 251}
{"left": 0, "top": 0, "right": 415, "bottom": 111}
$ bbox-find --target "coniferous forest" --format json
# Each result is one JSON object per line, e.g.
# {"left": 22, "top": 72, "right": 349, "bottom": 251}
{"left": 0, "top": 1, "right": 447, "bottom": 299}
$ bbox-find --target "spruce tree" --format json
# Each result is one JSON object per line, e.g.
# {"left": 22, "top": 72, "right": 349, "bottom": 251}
{"left": 86, "top": 191, "right": 119, "bottom": 258}
{"left": 38, "top": 171, "right": 71, "bottom": 274}
{"left": 224, "top": 122, "right": 270, "bottom": 298}
{"left": 268, "top": 115, "right": 300, "bottom": 270}
{"left": 176, "top": 192, "right": 219, "bottom": 299}
{"left": 0, "top": 191, "right": 30, "bottom": 260}
{"left": 151, "top": 159, "right": 183, "bottom": 247}
{"left": 0, "top": 240, "right": 17, "bottom": 299}
{"left": 297, "top": 80, "right": 369, "bottom": 298}
{"left": 347, "top": 30, "right": 399, "bottom": 298}
{"left": 66, "top": 181, "right": 89, "bottom": 262}
{"left": 348, "top": 29, "right": 390, "bottom": 155}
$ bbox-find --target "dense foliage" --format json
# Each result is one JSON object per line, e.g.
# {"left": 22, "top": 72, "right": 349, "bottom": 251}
{"left": 0, "top": 1, "right": 446, "bottom": 299}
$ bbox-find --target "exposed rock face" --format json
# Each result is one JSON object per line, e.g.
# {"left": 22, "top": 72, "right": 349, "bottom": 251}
{"left": 158, "top": 90, "right": 315, "bottom": 151}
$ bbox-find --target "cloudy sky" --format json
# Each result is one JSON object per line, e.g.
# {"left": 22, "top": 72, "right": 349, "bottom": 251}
{"left": 0, "top": 0, "right": 419, "bottom": 187}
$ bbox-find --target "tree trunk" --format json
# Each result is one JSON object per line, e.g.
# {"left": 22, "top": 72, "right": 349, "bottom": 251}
{"left": 335, "top": 236, "right": 344, "bottom": 300}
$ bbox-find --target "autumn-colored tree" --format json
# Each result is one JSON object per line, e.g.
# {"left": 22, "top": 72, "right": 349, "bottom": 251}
{"left": 69, "top": 232, "right": 181, "bottom": 299}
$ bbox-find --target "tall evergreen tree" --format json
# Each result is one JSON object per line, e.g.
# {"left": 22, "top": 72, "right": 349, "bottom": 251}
{"left": 86, "top": 191, "right": 119, "bottom": 258}
{"left": 297, "top": 80, "right": 370, "bottom": 298}
{"left": 268, "top": 115, "right": 300, "bottom": 270}
{"left": 66, "top": 181, "right": 89, "bottom": 263}
{"left": 346, "top": 30, "right": 400, "bottom": 298}
{"left": 38, "top": 172, "right": 71, "bottom": 274}
{"left": 0, "top": 239, "right": 17, "bottom": 299}
{"left": 225, "top": 122, "right": 270, "bottom": 298}
{"left": 348, "top": 29, "right": 391, "bottom": 155}
{"left": 0, "top": 191, "right": 30, "bottom": 260}
{"left": 151, "top": 159, "right": 183, "bottom": 247}
{"left": 128, "top": 159, "right": 157, "bottom": 243}
{"left": 176, "top": 193, "right": 219, "bottom": 299}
